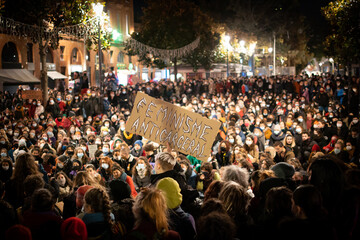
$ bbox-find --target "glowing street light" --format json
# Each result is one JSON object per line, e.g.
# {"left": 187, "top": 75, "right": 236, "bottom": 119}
{"left": 239, "top": 40, "right": 245, "bottom": 47}
{"left": 268, "top": 47, "right": 273, "bottom": 53}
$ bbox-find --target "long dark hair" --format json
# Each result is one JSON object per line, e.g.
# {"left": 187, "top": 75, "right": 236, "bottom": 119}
{"left": 11, "top": 153, "right": 41, "bottom": 196}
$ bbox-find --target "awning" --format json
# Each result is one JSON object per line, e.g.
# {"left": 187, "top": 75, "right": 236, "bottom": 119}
{"left": 0, "top": 69, "right": 40, "bottom": 84}
{"left": 47, "top": 71, "right": 67, "bottom": 79}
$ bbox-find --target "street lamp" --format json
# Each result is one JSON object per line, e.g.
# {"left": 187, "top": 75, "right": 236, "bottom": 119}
{"left": 92, "top": 2, "right": 104, "bottom": 90}
{"left": 224, "top": 35, "right": 230, "bottom": 77}
{"left": 329, "top": 58, "right": 334, "bottom": 75}
{"left": 249, "top": 42, "right": 256, "bottom": 74}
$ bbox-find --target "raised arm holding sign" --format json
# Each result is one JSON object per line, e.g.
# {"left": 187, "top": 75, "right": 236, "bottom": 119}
{"left": 125, "top": 92, "right": 221, "bottom": 161}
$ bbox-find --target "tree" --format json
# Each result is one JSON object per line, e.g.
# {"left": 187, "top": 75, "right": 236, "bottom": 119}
{"left": 3, "top": 0, "right": 110, "bottom": 104}
{"left": 199, "top": 0, "right": 313, "bottom": 73}
{"left": 322, "top": 0, "right": 360, "bottom": 72}
{"left": 127, "top": 0, "right": 220, "bottom": 78}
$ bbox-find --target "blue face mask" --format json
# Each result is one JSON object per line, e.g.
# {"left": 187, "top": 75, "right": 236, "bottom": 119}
{"left": 1, "top": 153, "right": 7, "bottom": 157}
{"left": 77, "top": 153, "right": 84, "bottom": 158}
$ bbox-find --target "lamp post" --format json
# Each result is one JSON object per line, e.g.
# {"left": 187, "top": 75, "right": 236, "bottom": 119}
{"left": 224, "top": 35, "right": 230, "bottom": 77}
{"left": 93, "top": 3, "right": 104, "bottom": 91}
{"left": 329, "top": 58, "right": 334, "bottom": 75}
{"left": 268, "top": 47, "right": 273, "bottom": 76}
{"left": 273, "top": 32, "right": 276, "bottom": 76}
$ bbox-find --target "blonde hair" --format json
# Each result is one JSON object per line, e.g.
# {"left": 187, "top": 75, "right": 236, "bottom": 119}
{"left": 133, "top": 188, "right": 169, "bottom": 235}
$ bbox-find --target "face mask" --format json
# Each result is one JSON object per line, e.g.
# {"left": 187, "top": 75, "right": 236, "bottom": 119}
{"left": 337, "top": 123, "right": 342, "bottom": 128}
{"left": 103, "top": 131, "right": 109, "bottom": 136}
{"left": 136, "top": 163, "right": 145, "bottom": 170}
{"left": 91, "top": 93, "right": 95, "bottom": 97}
{"left": 334, "top": 149, "right": 341, "bottom": 154}
{"left": 104, "top": 97, "right": 108, "bottom": 101}
{"left": 43, "top": 136, "right": 48, "bottom": 141}
{"left": 1, "top": 153, "right": 7, "bottom": 157}
{"left": 57, "top": 178, "right": 66, "bottom": 186}
{"left": 298, "top": 118, "right": 303, "bottom": 122}
{"left": 260, "top": 126, "right": 265, "bottom": 131}
{"left": 105, "top": 123, "right": 110, "bottom": 127}
{"left": 220, "top": 147, "right": 226, "bottom": 152}
{"left": 245, "top": 140, "right": 253, "bottom": 146}
{"left": 50, "top": 100, "right": 55, "bottom": 104}
{"left": 95, "top": 141, "right": 101, "bottom": 145}
{"left": 353, "top": 119, "right": 358, "bottom": 124}
{"left": 101, "top": 163, "right": 109, "bottom": 169}
{"left": 81, "top": 147, "right": 87, "bottom": 152}
{"left": 14, "top": 133, "right": 19, "bottom": 137}
{"left": 67, "top": 151, "right": 74, "bottom": 155}
{"left": 32, "top": 123, "right": 37, "bottom": 127}
{"left": 75, "top": 96, "right": 79, "bottom": 100}
{"left": 254, "top": 132, "right": 260, "bottom": 137}
{"left": 57, "top": 163, "right": 64, "bottom": 168}
{"left": 235, "top": 130, "right": 240, "bottom": 134}
{"left": 346, "top": 146, "right": 352, "bottom": 151}
{"left": 229, "top": 139, "right": 234, "bottom": 144}
{"left": 234, "top": 150, "right": 240, "bottom": 154}
{"left": 273, "top": 130, "right": 280, "bottom": 135}
{"left": 37, "top": 103, "right": 41, "bottom": 106}
{"left": 77, "top": 152, "right": 84, "bottom": 158}
{"left": 70, "top": 129, "right": 75, "bottom": 134}
{"left": 0, "top": 141, "right": 5, "bottom": 145}
{"left": 102, "top": 148, "right": 109, "bottom": 153}
{"left": 2, "top": 165, "right": 9, "bottom": 171}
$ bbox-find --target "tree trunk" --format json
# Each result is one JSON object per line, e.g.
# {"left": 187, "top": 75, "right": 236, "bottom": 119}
{"left": 39, "top": 42, "right": 48, "bottom": 106}
{"left": 174, "top": 57, "right": 178, "bottom": 82}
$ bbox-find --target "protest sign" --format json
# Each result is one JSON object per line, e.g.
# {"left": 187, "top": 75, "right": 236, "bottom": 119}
{"left": 125, "top": 92, "right": 221, "bottom": 161}
{"left": 88, "top": 144, "right": 98, "bottom": 160}
{"left": 21, "top": 90, "right": 42, "bottom": 100}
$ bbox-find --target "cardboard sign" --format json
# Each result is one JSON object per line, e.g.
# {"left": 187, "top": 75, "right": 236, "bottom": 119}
{"left": 21, "top": 90, "right": 42, "bottom": 100}
{"left": 125, "top": 92, "right": 221, "bottom": 161}
{"left": 88, "top": 144, "right": 98, "bottom": 160}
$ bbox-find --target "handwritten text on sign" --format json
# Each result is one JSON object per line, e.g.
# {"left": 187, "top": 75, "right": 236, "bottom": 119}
{"left": 125, "top": 92, "right": 221, "bottom": 161}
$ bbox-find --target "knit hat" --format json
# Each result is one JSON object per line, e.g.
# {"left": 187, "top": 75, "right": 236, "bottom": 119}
{"left": 61, "top": 217, "right": 87, "bottom": 240}
{"left": 109, "top": 179, "right": 131, "bottom": 202}
{"left": 271, "top": 162, "right": 295, "bottom": 179}
{"left": 134, "top": 140, "right": 143, "bottom": 148}
{"left": 76, "top": 185, "right": 94, "bottom": 208}
{"left": 156, "top": 177, "right": 182, "bottom": 209}
{"left": 5, "top": 224, "right": 32, "bottom": 240}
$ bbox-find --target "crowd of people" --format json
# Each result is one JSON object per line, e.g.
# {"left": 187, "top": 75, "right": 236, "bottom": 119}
{"left": 0, "top": 72, "right": 359, "bottom": 240}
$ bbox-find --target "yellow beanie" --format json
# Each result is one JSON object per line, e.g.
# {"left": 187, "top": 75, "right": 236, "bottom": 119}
{"left": 156, "top": 177, "right": 182, "bottom": 209}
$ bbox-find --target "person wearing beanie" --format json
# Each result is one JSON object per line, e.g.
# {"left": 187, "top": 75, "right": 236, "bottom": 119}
{"left": 5, "top": 224, "right": 32, "bottom": 240}
{"left": 60, "top": 217, "right": 87, "bottom": 240}
{"left": 130, "top": 140, "right": 145, "bottom": 158}
{"left": 109, "top": 179, "right": 135, "bottom": 236}
{"left": 76, "top": 185, "right": 94, "bottom": 209}
{"left": 156, "top": 177, "right": 196, "bottom": 240}
{"left": 270, "top": 162, "right": 297, "bottom": 190}
{"left": 271, "top": 162, "right": 295, "bottom": 180}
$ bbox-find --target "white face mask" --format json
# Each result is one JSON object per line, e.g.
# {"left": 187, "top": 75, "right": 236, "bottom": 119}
{"left": 57, "top": 178, "right": 66, "bottom": 186}
{"left": 337, "top": 123, "right": 342, "bottom": 128}
{"left": 101, "top": 163, "right": 109, "bottom": 169}
{"left": 136, "top": 163, "right": 145, "bottom": 170}
{"left": 2, "top": 165, "right": 9, "bottom": 171}
{"left": 346, "top": 146, "right": 352, "bottom": 151}
{"left": 245, "top": 140, "right": 253, "bottom": 146}
{"left": 334, "top": 148, "right": 341, "bottom": 154}
{"left": 229, "top": 139, "right": 234, "bottom": 144}
{"left": 273, "top": 130, "right": 280, "bottom": 135}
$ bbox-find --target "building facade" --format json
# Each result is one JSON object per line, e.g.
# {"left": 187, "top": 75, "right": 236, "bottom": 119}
{"left": 0, "top": 0, "right": 137, "bottom": 92}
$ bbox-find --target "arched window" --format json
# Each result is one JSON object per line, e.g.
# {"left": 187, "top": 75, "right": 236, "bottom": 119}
{"left": 117, "top": 52, "right": 124, "bottom": 63}
{"left": 71, "top": 48, "right": 79, "bottom": 63}
{"left": 2, "top": 42, "right": 19, "bottom": 64}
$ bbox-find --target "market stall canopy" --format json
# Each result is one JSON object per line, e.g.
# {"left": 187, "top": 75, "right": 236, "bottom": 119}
{"left": 47, "top": 71, "right": 67, "bottom": 80}
{"left": 0, "top": 69, "right": 40, "bottom": 83}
